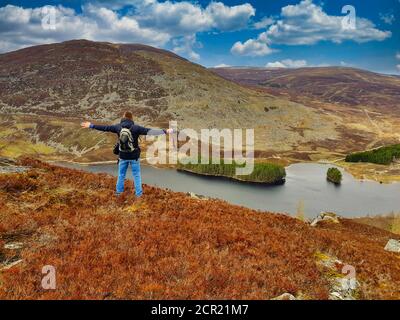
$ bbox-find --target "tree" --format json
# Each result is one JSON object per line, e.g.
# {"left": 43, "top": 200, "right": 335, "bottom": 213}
{"left": 327, "top": 167, "right": 342, "bottom": 185}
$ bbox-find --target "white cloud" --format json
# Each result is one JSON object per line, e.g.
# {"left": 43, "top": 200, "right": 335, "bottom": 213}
{"left": 396, "top": 53, "right": 400, "bottom": 60}
{"left": 253, "top": 16, "right": 275, "bottom": 29}
{"left": 90, "top": 0, "right": 255, "bottom": 32}
{"left": 232, "top": 0, "right": 391, "bottom": 56}
{"left": 266, "top": 59, "right": 307, "bottom": 68}
{"left": 231, "top": 36, "right": 274, "bottom": 57}
{"left": 268, "top": 0, "right": 391, "bottom": 45}
{"left": 0, "top": 4, "right": 170, "bottom": 53}
{"left": 397, "top": 65, "right": 400, "bottom": 72}
{"left": 129, "top": 1, "right": 255, "bottom": 36}
{"left": 206, "top": 2, "right": 255, "bottom": 31}
{"left": 214, "top": 63, "right": 231, "bottom": 68}
{"left": 379, "top": 12, "right": 395, "bottom": 25}
{"left": 0, "top": 1, "right": 256, "bottom": 61}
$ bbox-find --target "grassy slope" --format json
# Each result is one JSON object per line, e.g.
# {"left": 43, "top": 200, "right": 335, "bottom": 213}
{"left": 211, "top": 67, "right": 400, "bottom": 113}
{"left": 354, "top": 215, "right": 400, "bottom": 235}
{"left": 0, "top": 159, "right": 399, "bottom": 300}
{"left": 0, "top": 114, "right": 117, "bottom": 162}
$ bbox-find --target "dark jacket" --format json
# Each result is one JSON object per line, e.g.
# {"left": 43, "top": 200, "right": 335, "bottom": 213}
{"left": 90, "top": 118, "right": 166, "bottom": 160}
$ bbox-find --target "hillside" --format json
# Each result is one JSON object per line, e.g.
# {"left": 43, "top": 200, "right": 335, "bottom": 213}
{"left": 211, "top": 67, "right": 400, "bottom": 113}
{"left": 0, "top": 159, "right": 400, "bottom": 300}
{"left": 2, "top": 41, "right": 400, "bottom": 165}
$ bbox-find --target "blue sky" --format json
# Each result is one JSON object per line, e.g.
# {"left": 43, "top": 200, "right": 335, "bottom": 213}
{"left": 0, "top": 0, "right": 399, "bottom": 74}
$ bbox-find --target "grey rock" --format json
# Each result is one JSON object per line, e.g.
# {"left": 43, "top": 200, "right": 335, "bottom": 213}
{"left": 329, "top": 277, "right": 359, "bottom": 300}
{"left": 272, "top": 293, "right": 297, "bottom": 300}
{"left": 310, "top": 212, "right": 340, "bottom": 227}
{"left": 316, "top": 252, "right": 359, "bottom": 300}
{"left": 384, "top": 239, "right": 400, "bottom": 253}
{"left": 187, "top": 192, "right": 209, "bottom": 200}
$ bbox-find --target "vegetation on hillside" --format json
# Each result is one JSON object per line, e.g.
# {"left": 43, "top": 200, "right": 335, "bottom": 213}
{"left": 177, "top": 160, "right": 286, "bottom": 184}
{"left": 212, "top": 67, "right": 400, "bottom": 111}
{"left": 0, "top": 159, "right": 399, "bottom": 299}
{"left": 327, "top": 167, "right": 342, "bottom": 185}
{"left": 354, "top": 214, "right": 400, "bottom": 235}
{"left": 345, "top": 144, "right": 400, "bottom": 165}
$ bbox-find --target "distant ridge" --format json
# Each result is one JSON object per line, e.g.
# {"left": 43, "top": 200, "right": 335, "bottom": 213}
{"left": 211, "top": 66, "right": 400, "bottom": 111}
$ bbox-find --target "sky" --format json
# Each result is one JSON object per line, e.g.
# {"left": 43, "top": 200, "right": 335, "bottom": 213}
{"left": 0, "top": 0, "right": 399, "bottom": 74}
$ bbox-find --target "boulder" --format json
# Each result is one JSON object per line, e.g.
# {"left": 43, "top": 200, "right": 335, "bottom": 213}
{"left": 272, "top": 293, "right": 297, "bottom": 300}
{"left": 310, "top": 212, "right": 340, "bottom": 227}
{"left": 187, "top": 192, "right": 209, "bottom": 201}
{"left": 315, "top": 252, "right": 359, "bottom": 300}
{"left": 384, "top": 239, "right": 400, "bottom": 253}
{"left": 329, "top": 277, "right": 359, "bottom": 300}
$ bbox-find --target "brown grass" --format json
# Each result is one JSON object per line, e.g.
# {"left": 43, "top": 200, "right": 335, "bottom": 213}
{"left": 0, "top": 159, "right": 399, "bottom": 300}
{"left": 353, "top": 214, "right": 400, "bottom": 235}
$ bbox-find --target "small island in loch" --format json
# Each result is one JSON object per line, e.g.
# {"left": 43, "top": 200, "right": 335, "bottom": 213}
{"left": 177, "top": 160, "right": 287, "bottom": 185}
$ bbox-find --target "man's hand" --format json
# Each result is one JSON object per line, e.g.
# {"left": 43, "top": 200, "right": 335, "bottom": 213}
{"left": 81, "top": 121, "right": 92, "bottom": 129}
{"left": 165, "top": 128, "right": 174, "bottom": 134}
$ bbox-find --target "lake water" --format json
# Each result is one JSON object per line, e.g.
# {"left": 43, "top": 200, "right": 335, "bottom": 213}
{"left": 58, "top": 162, "right": 400, "bottom": 218}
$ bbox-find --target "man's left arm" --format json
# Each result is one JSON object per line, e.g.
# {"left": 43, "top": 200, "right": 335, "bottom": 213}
{"left": 135, "top": 125, "right": 173, "bottom": 136}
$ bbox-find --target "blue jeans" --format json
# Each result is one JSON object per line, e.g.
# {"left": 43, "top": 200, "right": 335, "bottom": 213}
{"left": 116, "top": 159, "right": 143, "bottom": 197}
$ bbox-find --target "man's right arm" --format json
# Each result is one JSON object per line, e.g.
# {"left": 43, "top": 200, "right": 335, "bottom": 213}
{"left": 90, "top": 124, "right": 119, "bottom": 134}
{"left": 81, "top": 121, "right": 119, "bottom": 134}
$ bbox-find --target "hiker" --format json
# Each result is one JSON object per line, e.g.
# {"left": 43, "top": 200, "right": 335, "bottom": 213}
{"left": 81, "top": 112, "right": 173, "bottom": 197}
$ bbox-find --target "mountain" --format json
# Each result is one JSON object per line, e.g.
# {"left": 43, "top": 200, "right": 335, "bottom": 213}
{"left": 1, "top": 158, "right": 399, "bottom": 299}
{"left": 0, "top": 40, "right": 399, "bottom": 163}
{"left": 211, "top": 67, "right": 400, "bottom": 114}
{"left": 1, "top": 40, "right": 285, "bottom": 127}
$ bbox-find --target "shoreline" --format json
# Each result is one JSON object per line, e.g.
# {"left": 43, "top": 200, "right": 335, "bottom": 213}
{"left": 39, "top": 158, "right": 400, "bottom": 218}
{"left": 46, "top": 158, "right": 400, "bottom": 185}
{"left": 176, "top": 168, "right": 286, "bottom": 186}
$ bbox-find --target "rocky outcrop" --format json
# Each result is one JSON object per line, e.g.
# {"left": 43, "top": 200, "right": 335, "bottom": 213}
{"left": 272, "top": 293, "right": 297, "bottom": 300}
{"left": 187, "top": 192, "right": 209, "bottom": 201}
{"left": 315, "top": 252, "right": 359, "bottom": 300}
{"left": 384, "top": 239, "right": 400, "bottom": 253}
{"left": 310, "top": 212, "right": 340, "bottom": 227}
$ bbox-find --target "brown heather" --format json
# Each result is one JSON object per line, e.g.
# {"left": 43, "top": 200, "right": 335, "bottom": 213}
{"left": 0, "top": 158, "right": 399, "bottom": 300}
